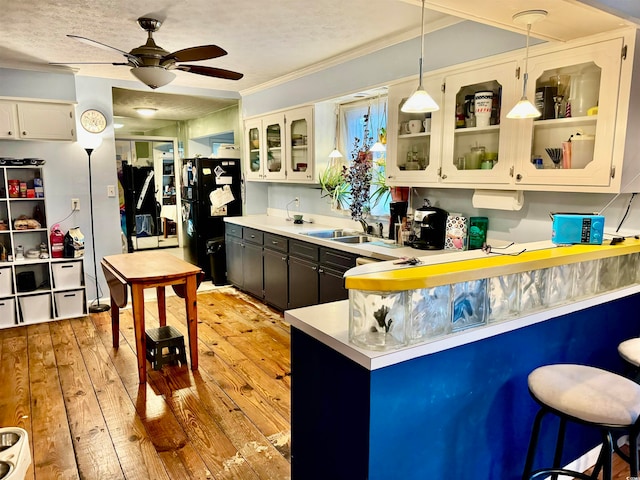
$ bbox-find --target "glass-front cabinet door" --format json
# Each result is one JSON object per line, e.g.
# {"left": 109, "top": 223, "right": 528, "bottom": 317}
{"left": 440, "top": 61, "right": 519, "bottom": 185}
{"left": 513, "top": 38, "right": 622, "bottom": 188}
{"left": 244, "top": 118, "right": 263, "bottom": 180}
{"left": 386, "top": 76, "right": 443, "bottom": 186}
{"left": 263, "top": 113, "right": 286, "bottom": 181}
{"left": 285, "top": 106, "right": 314, "bottom": 182}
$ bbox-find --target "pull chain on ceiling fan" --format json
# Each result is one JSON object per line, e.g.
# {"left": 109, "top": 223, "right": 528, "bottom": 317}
{"left": 51, "top": 17, "right": 243, "bottom": 89}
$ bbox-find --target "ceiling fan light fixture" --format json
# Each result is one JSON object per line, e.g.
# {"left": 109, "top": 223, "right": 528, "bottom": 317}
{"left": 134, "top": 107, "right": 158, "bottom": 117}
{"left": 130, "top": 66, "right": 176, "bottom": 90}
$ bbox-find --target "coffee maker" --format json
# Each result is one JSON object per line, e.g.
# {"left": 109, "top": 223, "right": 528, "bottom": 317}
{"left": 410, "top": 199, "right": 448, "bottom": 250}
{"left": 389, "top": 201, "right": 408, "bottom": 241}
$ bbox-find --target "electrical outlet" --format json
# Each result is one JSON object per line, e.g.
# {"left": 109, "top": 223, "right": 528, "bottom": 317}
{"left": 295, "top": 197, "right": 300, "bottom": 208}
{"left": 107, "top": 185, "right": 116, "bottom": 197}
{"left": 71, "top": 198, "right": 80, "bottom": 211}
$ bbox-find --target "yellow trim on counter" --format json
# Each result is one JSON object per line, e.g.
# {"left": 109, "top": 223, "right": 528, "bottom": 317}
{"left": 344, "top": 240, "right": 640, "bottom": 291}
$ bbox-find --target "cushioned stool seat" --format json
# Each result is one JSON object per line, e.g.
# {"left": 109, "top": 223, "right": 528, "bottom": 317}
{"left": 619, "top": 338, "right": 640, "bottom": 368}
{"left": 523, "top": 364, "right": 640, "bottom": 480}
{"left": 145, "top": 325, "right": 187, "bottom": 371}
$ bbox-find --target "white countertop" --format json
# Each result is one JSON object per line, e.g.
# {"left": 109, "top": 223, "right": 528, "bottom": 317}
{"left": 224, "top": 213, "right": 442, "bottom": 260}
{"left": 285, "top": 284, "right": 640, "bottom": 371}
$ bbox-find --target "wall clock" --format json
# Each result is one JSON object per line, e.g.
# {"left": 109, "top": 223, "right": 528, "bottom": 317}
{"left": 80, "top": 109, "right": 107, "bottom": 133}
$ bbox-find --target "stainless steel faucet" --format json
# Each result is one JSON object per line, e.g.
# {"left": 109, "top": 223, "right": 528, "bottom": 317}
{"left": 358, "top": 218, "right": 369, "bottom": 234}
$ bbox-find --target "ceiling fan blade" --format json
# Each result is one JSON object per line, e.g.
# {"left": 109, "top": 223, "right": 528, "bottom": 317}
{"left": 177, "top": 64, "right": 243, "bottom": 80}
{"left": 167, "top": 45, "right": 227, "bottom": 62}
{"left": 49, "top": 62, "right": 129, "bottom": 66}
{"left": 67, "top": 34, "right": 139, "bottom": 64}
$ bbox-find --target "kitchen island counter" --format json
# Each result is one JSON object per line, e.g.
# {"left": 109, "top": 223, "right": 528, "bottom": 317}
{"left": 285, "top": 239, "right": 640, "bottom": 480}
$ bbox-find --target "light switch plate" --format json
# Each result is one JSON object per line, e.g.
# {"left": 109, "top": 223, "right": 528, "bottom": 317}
{"left": 107, "top": 185, "right": 116, "bottom": 197}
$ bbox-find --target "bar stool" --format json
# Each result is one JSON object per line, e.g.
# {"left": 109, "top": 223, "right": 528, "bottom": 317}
{"left": 522, "top": 364, "right": 640, "bottom": 480}
{"left": 145, "top": 325, "right": 187, "bottom": 371}
{"left": 619, "top": 338, "right": 640, "bottom": 380}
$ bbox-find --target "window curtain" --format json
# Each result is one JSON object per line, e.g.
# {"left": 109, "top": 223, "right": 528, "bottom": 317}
{"left": 339, "top": 97, "right": 389, "bottom": 217}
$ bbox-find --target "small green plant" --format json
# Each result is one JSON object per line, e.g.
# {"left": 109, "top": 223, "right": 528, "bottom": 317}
{"left": 319, "top": 165, "right": 350, "bottom": 210}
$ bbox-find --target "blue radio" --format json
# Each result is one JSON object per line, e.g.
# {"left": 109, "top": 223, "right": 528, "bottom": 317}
{"left": 551, "top": 214, "right": 604, "bottom": 245}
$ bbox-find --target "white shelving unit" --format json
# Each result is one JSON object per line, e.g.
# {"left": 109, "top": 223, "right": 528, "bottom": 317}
{"left": 0, "top": 163, "right": 86, "bottom": 328}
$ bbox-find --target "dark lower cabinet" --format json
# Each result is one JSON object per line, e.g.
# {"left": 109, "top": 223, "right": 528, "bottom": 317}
{"left": 264, "top": 248, "right": 289, "bottom": 310}
{"left": 243, "top": 242, "right": 263, "bottom": 298}
{"left": 225, "top": 234, "right": 243, "bottom": 286}
{"left": 289, "top": 256, "right": 319, "bottom": 309}
{"left": 226, "top": 226, "right": 359, "bottom": 311}
{"left": 319, "top": 265, "right": 350, "bottom": 304}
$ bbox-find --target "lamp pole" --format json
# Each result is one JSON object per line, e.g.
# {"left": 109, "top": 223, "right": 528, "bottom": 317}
{"left": 85, "top": 147, "right": 110, "bottom": 313}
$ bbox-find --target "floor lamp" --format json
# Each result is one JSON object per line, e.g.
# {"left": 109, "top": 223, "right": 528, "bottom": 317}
{"left": 79, "top": 135, "right": 111, "bottom": 313}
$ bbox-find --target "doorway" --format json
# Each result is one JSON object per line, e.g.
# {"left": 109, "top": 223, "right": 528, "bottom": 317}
{"left": 115, "top": 137, "right": 181, "bottom": 252}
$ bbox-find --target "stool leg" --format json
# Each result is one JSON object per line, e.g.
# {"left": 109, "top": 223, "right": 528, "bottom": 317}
{"left": 523, "top": 408, "right": 547, "bottom": 480}
{"left": 551, "top": 417, "right": 567, "bottom": 480}
{"left": 630, "top": 429, "right": 640, "bottom": 477}
{"left": 600, "top": 431, "right": 614, "bottom": 480}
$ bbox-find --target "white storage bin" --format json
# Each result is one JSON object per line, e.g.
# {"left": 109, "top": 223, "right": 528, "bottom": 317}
{"left": 52, "top": 262, "right": 83, "bottom": 289}
{"left": 18, "top": 294, "right": 51, "bottom": 323}
{"left": 0, "top": 267, "right": 12, "bottom": 296}
{"left": 54, "top": 290, "right": 85, "bottom": 318}
{"left": 0, "top": 298, "right": 16, "bottom": 326}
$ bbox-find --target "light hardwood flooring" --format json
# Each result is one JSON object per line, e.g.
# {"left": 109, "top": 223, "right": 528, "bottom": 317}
{"left": 0, "top": 287, "right": 291, "bottom": 479}
{"left": 0, "top": 285, "right": 633, "bottom": 479}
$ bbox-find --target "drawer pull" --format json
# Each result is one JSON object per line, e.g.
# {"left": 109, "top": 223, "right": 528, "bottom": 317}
{"left": 61, "top": 265, "right": 74, "bottom": 269}
{"left": 272, "top": 241, "right": 278, "bottom": 245}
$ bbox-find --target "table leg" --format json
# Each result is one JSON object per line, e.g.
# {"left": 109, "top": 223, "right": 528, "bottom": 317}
{"left": 184, "top": 273, "right": 198, "bottom": 371}
{"left": 111, "top": 296, "right": 120, "bottom": 348}
{"left": 131, "top": 283, "right": 147, "bottom": 383}
{"left": 157, "top": 286, "right": 166, "bottom": 327}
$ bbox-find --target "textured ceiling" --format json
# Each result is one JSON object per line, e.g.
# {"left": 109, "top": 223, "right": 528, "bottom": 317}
{"left": 1, "top": 0, "right": 635, "bottom": 132}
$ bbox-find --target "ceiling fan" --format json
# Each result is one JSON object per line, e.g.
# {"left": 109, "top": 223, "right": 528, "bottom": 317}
{"left": 52, "top": 17, "right": 243, "bottom": 89}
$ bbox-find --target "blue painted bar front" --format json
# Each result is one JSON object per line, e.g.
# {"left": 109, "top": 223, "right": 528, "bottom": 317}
{"left": 290, "top": 294, "right": 640, "bottom": 480}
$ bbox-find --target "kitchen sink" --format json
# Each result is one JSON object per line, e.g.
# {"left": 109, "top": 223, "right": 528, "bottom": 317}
{"left": 303, "top": 229, "right": 360, "bottom": 239}
{"left": 330, "top": 235, "right": 374, "bottom": 244}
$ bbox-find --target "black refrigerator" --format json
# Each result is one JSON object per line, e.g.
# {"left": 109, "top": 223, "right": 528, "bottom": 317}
{"left": 181, "top": 157, "right": 243, "bottom": 283}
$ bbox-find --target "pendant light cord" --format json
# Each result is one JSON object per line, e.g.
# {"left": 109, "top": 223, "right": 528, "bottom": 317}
{"left": 417, "top": 0, "right": 425, "bottom": 89}
{"left": 521, "top": 23, "right": 532, "bottom": 99}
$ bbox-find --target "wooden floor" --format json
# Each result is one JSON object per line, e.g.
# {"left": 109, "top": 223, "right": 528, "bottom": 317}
{"left": 0, "top": 286, "right": 291, "bottom": 480}
{"left": 0, "top": 285, "right": 634, "bottom": 479}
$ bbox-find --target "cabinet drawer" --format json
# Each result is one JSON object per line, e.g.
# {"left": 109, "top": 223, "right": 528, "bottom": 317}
{"left": 320, "top": 247, "right": 358, "bottom": 272}
{"left": 243, "top": 228, "right": 264, "bottom": 245}
{"left": 226, "top": 224, "right": 242, "bottom": 238}
{"left": 264, "top": 233, "right": 288, "bottom": 253}
{"left": 289, "top": 240, "right": 319, "bottom": 261}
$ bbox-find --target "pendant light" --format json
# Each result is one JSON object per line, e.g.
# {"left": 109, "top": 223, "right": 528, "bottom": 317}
{"left": 370, "top": 95, "right": 387, "bottom": 152}
{"left": 328, "top": 106, "right": 344, "bottom": 169}
{"left": 506, "top": 10, "right": 547, "bottom": 119}
{"left": 401, "top": 0, "right": 439, "bottom": 113}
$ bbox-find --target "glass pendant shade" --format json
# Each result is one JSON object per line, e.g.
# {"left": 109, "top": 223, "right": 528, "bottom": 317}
{"left": 369, "top": 141, "right": 386, "bottom": 152}
{"left": 329, "top": 148, "right": 343, "bottom": 158}
{"left": 507, "top": 98, "right": 541, "bottom": 119}
{"left": 401, "top": 87, "right": 439, "bottom": 113}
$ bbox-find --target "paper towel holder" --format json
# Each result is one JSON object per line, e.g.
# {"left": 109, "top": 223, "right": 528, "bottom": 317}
{"left": 472, "top": 190, "right": 524, "bottom": 211}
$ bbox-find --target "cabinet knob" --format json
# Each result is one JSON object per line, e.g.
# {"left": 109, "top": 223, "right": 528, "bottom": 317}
{"left": 516, "top": 174, "right": 522, "bottom": 181}
{"left": 22, "top": 131, "right": 27, "bottom": 136}
{"left": 312, "top": 266, "right": 317, "bottom": 271}
{"left": 281, "top": 256, "right": 287, "bottom": 261}
{"left": 7, "top": 131, "right": 12, "bottom": 136}
{"left": 441, "top": 174, "right": 447, "bottom": 180}
{"left": 318, "top": 268, "right": 324, "bottom": 274}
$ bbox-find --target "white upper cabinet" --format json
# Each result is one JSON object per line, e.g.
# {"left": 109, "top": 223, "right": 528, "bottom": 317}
{"left": 385, "top": 29, "right": 640, "bottom": 194}
{"left": 512, "top": 38, "right": 623, "bottom": 189}
{"left": 0, "top": 100, "right": 76, "bottom": 141}
{"left": 440, "top": 60, "right": 519, "bottom": 185}
{"left": 244, "top": 105, "right": 316, "bottom": 183}
{"left": 386, "top": 76, "right": 443, "bottom": 186}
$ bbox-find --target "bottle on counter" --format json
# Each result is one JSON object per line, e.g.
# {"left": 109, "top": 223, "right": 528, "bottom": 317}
{"left": 468, "top": 217, "right": 489, "bottom": 250}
